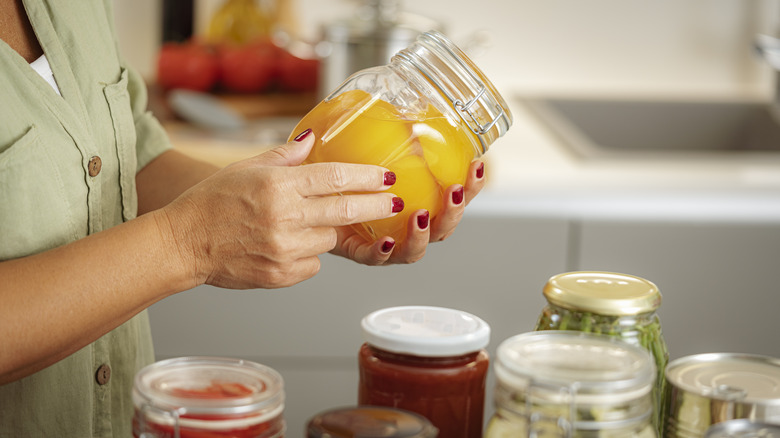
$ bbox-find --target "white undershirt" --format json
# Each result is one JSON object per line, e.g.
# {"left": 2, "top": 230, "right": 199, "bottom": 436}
{"left": 30, "top": 54, "right": 62, "bottom": 96}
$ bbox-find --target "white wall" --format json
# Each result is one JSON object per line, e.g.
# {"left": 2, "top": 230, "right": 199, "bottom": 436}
{"left": 116, "top": 0, "right": 780, "bottom": 97}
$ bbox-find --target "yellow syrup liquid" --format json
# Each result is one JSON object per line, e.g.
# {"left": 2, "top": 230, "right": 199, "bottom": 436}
{"left": 290, "top": 89, "right": 476, "bottom": 244}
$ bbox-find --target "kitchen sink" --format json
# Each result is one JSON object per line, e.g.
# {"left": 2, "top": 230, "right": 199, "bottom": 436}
{"left": 521, "top": 97, "right": 780, "bottom": 159}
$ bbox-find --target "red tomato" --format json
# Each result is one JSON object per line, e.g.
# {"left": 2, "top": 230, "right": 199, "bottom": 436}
{"left": 218, "top": 41, "right": 279, "bottom": 93}
{"left": 157, "top": 42, "right": 220, "bottom": 92}
{"left": 277, "top": 49, "right": 320, "bottom": 93}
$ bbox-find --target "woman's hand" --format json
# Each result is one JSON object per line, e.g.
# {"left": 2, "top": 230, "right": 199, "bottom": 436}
{"left": 158, "top": 129, "right": 400, "bottom": 289}
{"left": 331, "top": 160, "right": 487, "bottom": 265}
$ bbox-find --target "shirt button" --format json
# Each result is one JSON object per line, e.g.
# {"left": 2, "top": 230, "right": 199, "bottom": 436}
{"left": 95, "top": 364, "right": 111, "bottom": 385}
{"left": 88, "top": 156, "right": 102, "bottom": 177}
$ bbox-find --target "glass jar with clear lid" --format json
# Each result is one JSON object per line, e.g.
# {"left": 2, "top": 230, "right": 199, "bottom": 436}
{"left": 534, "top": 271, "right": 669, "bottom": 430}
{"left": 132, "top": 356, "right": 285, "bottom": 438}
{"left": 288, "top": 30, "right": 512, "bottom": 244}
{"left": 306, "top": 406, "right": 438, "bottom": 437}
{"left": 485, "top": 331, "right": 658, "bottom": 438}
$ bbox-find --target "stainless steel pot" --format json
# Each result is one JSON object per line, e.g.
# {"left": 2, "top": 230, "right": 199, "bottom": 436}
{"left": 274, "top": 0, "right": 442, "bottom": 97}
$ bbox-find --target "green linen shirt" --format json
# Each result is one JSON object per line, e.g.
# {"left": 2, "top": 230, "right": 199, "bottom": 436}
{"left": 0, "top": 0, "right": 172, "bottom": 436}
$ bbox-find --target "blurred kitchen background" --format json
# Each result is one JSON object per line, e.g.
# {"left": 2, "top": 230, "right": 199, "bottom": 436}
{"left": 113, "top": 0, "right": 780, "bottom": 435}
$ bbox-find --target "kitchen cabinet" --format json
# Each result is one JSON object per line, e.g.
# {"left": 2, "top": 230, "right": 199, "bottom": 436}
{"left": 148, "top": 215, "right": 570, "bottom": 435}
{"left": 573, "top": 219, "right": 780, "bottom": 360}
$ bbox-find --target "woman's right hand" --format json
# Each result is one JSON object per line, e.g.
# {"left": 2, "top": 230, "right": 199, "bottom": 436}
{"left": 158, "top": 129, "right": 400, "bottom": 290}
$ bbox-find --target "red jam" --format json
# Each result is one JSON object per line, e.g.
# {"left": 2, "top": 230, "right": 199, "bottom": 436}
{"left": 358, "top": 345, "right": 489, "bottom": 438}
{"left": 132, "top": 357, "right": 285, "bottom": 438}
{"left": 132, "top": 411, "right": 284, "bottom": 438}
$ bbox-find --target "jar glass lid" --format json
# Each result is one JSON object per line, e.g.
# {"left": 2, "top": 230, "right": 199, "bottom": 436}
{"left": 361, "top": 305, "right": 490, "bottom": 357}
{"left": 393, "top": 30, "right": 513, "bottom": 154}
{"left": 307, "top": 406, "right": 438, "bottom": 438}
{"left": 495, "top": 331, "right": 655, "bottom": 403}
{"left": 133, "top": 356, "right": 284, "bottom": 418}
{"left": 543, "top": 271, "right": 662, "bottom": 315}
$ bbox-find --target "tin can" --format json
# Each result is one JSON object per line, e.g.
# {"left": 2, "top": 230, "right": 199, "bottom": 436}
{"left": 132, "top": 356, "right": 285, "bottom": 438}
{"left": 663, "top": 353, "right": 780, "bottom": 438}
{"left": 485, "top": 331, "right": 658, "bottom": 438}
{"left": 358, "top": 305, "right": 490, "bottom": 438}
{"left": 704, "top": 419, "right": 780, "bottom": 438}
{"left": 534, "top": 271, "right": 669, "bottom": 430}
{"left": 306, "top": 406, "right": 438, "bottom": 437}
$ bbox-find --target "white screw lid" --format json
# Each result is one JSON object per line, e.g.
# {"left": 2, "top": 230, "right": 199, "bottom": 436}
{"left": 361, "top": 306, "right": 491, "bottom": 357}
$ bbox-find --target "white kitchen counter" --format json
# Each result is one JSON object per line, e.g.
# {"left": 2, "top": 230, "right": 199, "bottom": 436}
{"left": 469, "top": 94, "right": 780, "bottom": 224}
{"left": 167, "top": 91, "right": 780, "bottom": 225}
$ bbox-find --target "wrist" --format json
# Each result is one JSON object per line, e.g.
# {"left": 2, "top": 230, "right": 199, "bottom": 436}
{"left": 151, "top": 203, "right": 209, "bottom": 290}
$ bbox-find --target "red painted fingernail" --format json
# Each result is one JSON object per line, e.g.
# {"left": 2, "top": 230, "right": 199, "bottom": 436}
{"left": 476, "top": 162, "right": 485, "bottom": 179}
{"left": 384, "top": 171, "right": 396, "bottom": 186}
{"left": 294, "top": 128, "right": 312, "bottom": 142}
{"left": 392, "top": 197, "right": 404, "bottom": 213}
{"left": 452, "top": 187, "right": 464, "bottom": 205}
{"left": 381, "top": 240, "right": 395, "bottom": 253}
{"left": 417, "top": 211, "right": 430, "bottom": 229}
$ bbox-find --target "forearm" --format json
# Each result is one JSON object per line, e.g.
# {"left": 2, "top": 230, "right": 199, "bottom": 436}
{"left": 136, "top": 149, "right": 220, "bottom": 215}
{"left": 0, "top": 209, "right": 195, "bottom": 384}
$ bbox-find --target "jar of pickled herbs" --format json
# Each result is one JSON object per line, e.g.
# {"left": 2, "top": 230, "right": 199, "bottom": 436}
{"left": 534, "top": 271, "right": 669, "bottom": 432}
{"left": 358, "top": 306, "right": 491, "bottom": 438}
{"left": 132, "top": 356, "right": 285, "bottom": 438}
{"left": 485, "top": 331, "right": 658, "bottom": 438}
{"left": 288, "top": 30, "right": 512, "bottom": 244}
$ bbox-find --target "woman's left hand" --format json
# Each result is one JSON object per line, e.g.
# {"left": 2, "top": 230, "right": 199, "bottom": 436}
{"left": 331, "top": 160, "right": 487, "bottom": 265}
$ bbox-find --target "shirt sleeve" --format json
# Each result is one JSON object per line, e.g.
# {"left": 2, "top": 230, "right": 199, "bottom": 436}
{"left": 125, "top": 63, "right": 173, "bottom": 173}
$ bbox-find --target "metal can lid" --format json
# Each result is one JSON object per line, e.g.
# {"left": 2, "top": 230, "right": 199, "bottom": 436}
{"left": 361, "top": 306, "right": 490, "bottom": 357}
{"left": 133, "top": 356, "right": 284, "bottom": 422}
{"left": 543, "top": 271, "right": 662, "bottom": 315}
{"left": 666, "top": 353, "right": 780, "bottom": 404}
{"left": 705, "top": 419, "right": 780, "bottom": 438}
{"left": 307, "top": 406, "right": 438, "bottom": 438}
{"left": 495, "top": 331, "right": 655, "bottom": 403}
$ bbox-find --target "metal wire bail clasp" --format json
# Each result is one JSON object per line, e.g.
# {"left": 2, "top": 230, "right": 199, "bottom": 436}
{"left": 138, "top": 403, "right": 182, "bottom": 438}
{"left": 454, "top": 85, "right": 506, "bottom": 134}
{"left": 526, "top": 380, "right": 577, "bottom": 438}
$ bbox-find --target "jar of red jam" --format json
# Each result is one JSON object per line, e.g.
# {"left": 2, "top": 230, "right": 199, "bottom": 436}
{"left": 306, "top": 406, "right": 438, "bottom": 437}
{"left": 358, "top": 306, "right": 491, "bottom": 438}
{"left": 132, "top": 356, "right": 285, "bottom": 438}
{"left": 288, "top": 30, "right": 512, "bottom": 245}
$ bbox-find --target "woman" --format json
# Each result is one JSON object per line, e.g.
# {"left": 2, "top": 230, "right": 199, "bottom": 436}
{"left": 0, "top": 0, "right": 486, "bottom": 436}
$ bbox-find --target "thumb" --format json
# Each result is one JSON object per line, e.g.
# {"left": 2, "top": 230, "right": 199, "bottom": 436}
{"left": 255, "top": 128, "right": 315, "bottom": 167}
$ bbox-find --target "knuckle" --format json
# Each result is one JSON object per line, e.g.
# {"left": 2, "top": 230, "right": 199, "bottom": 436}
{"left": 335, "top": 197, "right": 360, "bottom": 224}
{"left": 323, "top": 164, "right": 350, "bottom": 191}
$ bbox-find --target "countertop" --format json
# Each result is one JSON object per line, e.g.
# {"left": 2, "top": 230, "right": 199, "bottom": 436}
{"left": 164, "top": 90, "right": 780, "bottom": 225}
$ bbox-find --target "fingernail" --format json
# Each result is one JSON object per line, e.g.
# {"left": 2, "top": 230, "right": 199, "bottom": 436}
{"left": 476, "top": 162, "right": 485, "bottom": 179}
{"left": 417, "top": 211, "right": 429, "bottom": 230}
{"left": 384, "top": 171, "right": 396, "bottom": 186}
{"left": 294, "top": 128, "right": 312, "bottom": 142}
{"left": 452, "top": 187, "right": 464, "bottom": 205}
{"left": 381, "top": 240, "right": 395, "bottom": 253}
{"left": 392, "top": 197, "right": 404, "bottom": 213}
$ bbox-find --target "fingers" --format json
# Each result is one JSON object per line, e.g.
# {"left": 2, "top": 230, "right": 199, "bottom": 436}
{"left": 252, "top": 128, "right": 316, "bottom": 167}
{"left": 429, "top": 184, "right": 465, "bottom": 242}
{"left": 386, "top": 209, "right": 430, "bottom": 263}
{"left": 429, "top": 160, "right": 486, "bottom": 241}
{"left": 296, "top": 162, "right": 396, "bottom": 197}
{"left": 464, "top": 160, "right": 487, "bottom": 205}
{"left": 304, "top": 193, "right": 404, "bottom": 227}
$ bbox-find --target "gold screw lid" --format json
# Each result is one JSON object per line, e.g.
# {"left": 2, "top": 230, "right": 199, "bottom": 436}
{"left": 542, "top": 271, "right": 662, "bottom": 316}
